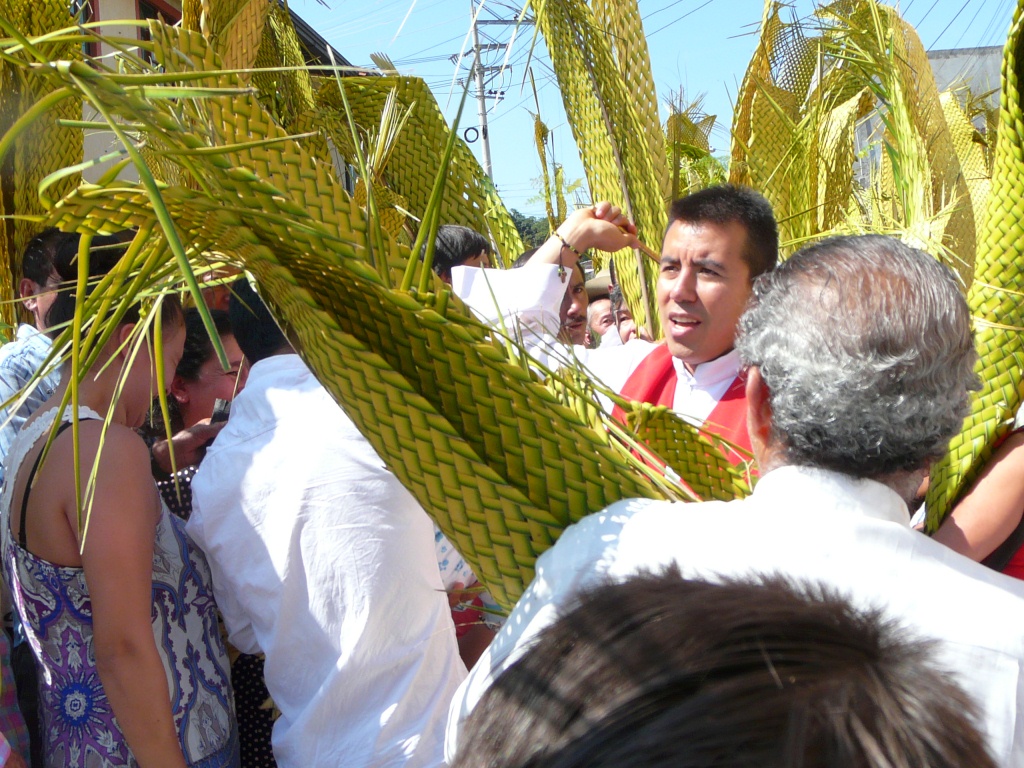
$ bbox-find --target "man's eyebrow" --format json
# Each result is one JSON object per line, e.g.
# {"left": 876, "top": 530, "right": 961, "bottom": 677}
{"left": 693, "top": 256, "right": 728, "bottom": 272}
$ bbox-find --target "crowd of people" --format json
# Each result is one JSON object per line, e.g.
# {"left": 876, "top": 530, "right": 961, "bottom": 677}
{"left": 0, "top": 184, "right": 1021, "bottom": 767}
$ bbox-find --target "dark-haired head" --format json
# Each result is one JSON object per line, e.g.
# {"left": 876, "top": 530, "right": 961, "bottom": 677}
{"left": 158, "top": 308, "right": 247, "bottom": 433}
{"left": 667, "top": 185, "right": 778, "bottom": 279}
{"left": 454, "top": 568, "right": 995, "bottom": 768}
{"left": 21, "top": 229, "right": 82, "bottom": 331}
{"left": 425, "top": 225, "right": 491, "bottom": 283}
{"left": 228, "top": 278, "right": 291, "bottom": 364}
{"left": 45, "top": 230, "right": 181, "bottom": 339}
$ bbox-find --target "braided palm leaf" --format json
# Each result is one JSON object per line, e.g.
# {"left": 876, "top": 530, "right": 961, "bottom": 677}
{"left": 182, "top": 0, "right": 270, "bottom": 73}
{"left": 926, "top": 0, "right": 1024, "bottom": 526}
{"left": 665, "top": 94, "right": 726, "bottom": 199}
{"left": 732, "top": 0, "right": 977, "bottom": 276}
{"left": 0, "top": 21, "right": 730, "bottom": 608}
{"left": 0, "top": 0, "right": 80, "bottom": 327}
{"left": 530, "top": 0, "right": 661, "bottom": 338}
{"left": 253, "top": 2, "right": 315, "bottom": 131}
{"left": 820, "top": 0, "right": 975, "bottom": 283}
{"left": 590, "top": 0, "right": 670, "bottom": 204}
{"left": 940, "top": 92, "right": 993, "bottom": 250}
{"left": 731, "top": 3, "right": 877, "bottom": 251}
{"left": 316, "top": 76, "right": 524, "bottom": 263}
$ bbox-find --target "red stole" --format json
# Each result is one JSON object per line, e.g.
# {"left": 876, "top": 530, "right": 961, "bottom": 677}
{"left": 611, "top": 344, "right": 753, "bottom": 466}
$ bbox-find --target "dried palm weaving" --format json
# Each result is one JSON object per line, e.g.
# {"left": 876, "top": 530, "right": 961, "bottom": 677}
{"left": 0, "top": 14, "right": 755, "bottom": 608}
{"left": 926, "top": 1, "right": 1024, "bottom": 525}
{"left": 0, "top": 0, "right": 1021, "bottom": 607}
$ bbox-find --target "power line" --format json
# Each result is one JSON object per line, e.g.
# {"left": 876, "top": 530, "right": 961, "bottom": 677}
{"left": 647, "top": 0, "right": 716, "bottom": 39}
{"left": 928, "top": 0, "right": 973, "bottom": 50}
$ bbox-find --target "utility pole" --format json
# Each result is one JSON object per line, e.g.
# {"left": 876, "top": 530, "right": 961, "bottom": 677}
{"left": 471, "top": 0, "right": 493, "bottom": 178}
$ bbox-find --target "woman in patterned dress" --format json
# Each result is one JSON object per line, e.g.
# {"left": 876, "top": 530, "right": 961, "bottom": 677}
{"left": 0, "top": 233, "right": 237, "bottom": 767}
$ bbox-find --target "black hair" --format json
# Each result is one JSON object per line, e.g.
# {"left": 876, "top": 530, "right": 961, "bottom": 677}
{"left": 454, "top": 568, "right": 995, "bottom": 768}
{"left": 424, "top": 225, "right": 491, "bottom": 280}
{"left": 228, "top": 278, "right": 289, "bottom": 364}
{"left": 668, "top": 184, "right": 779, "bottom": 278}
{"left": 45, "top": 230, "right": 181, "bottom": 339}
{"left": 176, "top": 308, "right": 232, "bottom": 382}
{"left": 21, "top": 228, "right": 74, "bottom": 287}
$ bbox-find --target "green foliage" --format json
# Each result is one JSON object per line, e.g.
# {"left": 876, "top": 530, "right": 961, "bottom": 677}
{"left": 509, "top": 209, "right": 550, "bottom": 250}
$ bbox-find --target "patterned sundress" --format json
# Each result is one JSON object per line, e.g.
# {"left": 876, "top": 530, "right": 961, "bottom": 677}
{"left": 0, "top": 407, "right": 238, "bottom": 767}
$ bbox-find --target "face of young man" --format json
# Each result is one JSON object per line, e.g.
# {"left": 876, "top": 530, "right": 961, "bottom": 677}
{"left": 656, "top": 220, "right": 753, "bottom": 372}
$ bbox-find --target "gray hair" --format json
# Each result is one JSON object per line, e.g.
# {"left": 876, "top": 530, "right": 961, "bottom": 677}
{"left": 735, "top": 235, "right": 978, "bottom": 478}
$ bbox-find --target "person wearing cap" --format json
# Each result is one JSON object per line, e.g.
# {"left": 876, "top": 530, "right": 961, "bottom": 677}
{"left": 453, "top": 186, "right": 778, "bottom": 463}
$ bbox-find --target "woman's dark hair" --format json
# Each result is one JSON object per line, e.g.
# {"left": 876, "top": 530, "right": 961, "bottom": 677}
{"left": 45, "top": 230, "right": 181, "bottom": 338}
{"left": 148, "top": 308, "right": 232, "bottom": 436}
{"left": 177, "top": 308, "right": 232, "bottom": 383}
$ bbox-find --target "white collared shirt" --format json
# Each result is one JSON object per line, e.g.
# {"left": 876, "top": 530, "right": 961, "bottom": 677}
{"left": 446, "top": 465, "right": 1024, "bottom": 767}
{"left": 188, "top": 355, "right": 466, "bottom": 768}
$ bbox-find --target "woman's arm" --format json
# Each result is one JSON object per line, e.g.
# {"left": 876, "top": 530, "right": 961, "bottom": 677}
{"left": 77, "top": 424, "right": 188, "bottom": 768}
{"left": 932, "top": 431, "right": 1024, "bottom": 562}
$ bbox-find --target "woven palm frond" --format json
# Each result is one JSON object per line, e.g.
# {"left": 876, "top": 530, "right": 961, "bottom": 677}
{"left": 664, "top": 92, "right": 726, "bottom": 199}
{"left": 0, "top": 21, "right": 729, "bottom": 608}
{"left": 731, "top": 0, "right": 978, "bottom": 274}
{"left": 251, "top": 1, "right": 315, "bottom": 132}
{"left": 530, "top": 0, "right": 662, "bottom": 339}
{"left": 940, "top": 92, "right": 993, "bottom": 250}
{"left": 183, "top": 0, "right": 270, "bottom": 73}
{"left": 0, "top": 0, "right": 81, "bottom": 328}
{"left": 590, "top": 0, "right": 670, "bottom": 205}
{"left": 926, "top": 0, "right": 1024, "bottom": 526}
{"left": 819, "top": 0, "right": 975, "bottom": 283}
{"left": 316, "top": 75, "right": 524, "bottom": 264}
{"left": 532, "top": 110, "right": 556, "bottom": 231}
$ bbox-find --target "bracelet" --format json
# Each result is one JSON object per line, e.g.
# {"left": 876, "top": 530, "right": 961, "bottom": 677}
{"left": 552, "top": 232, "right": 581, "bottom": 283}
{"left": 553, "top": 232, "right": 582, "bottom": 257}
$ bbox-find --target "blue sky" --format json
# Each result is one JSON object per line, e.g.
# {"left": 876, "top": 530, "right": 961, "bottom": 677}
{"left": 294, "top": 0, "right": 1017, "bottom": 217}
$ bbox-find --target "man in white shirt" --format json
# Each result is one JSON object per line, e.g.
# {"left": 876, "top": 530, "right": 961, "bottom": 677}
{"left": 454, "top": 186, "right": 778, "bottom": 459}
{"left": 188, "top": 281, "right": 466, "bottom": 768}
{"left": 446, "top": 235, "right": 1024, "bottom": 767}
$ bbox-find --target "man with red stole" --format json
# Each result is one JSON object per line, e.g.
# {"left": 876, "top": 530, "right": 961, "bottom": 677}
{"left": 456, "top": 186, "right": 778, "bottom": 464}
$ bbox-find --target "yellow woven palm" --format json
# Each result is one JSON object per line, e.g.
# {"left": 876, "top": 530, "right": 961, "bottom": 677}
{"left": 0, "top": 21, "right": 760, "bottom": 608}
{"left": 531, "top": 0, "right": 663, "bottom": 338}
{"left": 316, "top": 76, "right": 524, "bottom": 263}
{"left": 926, "top": 0, "right": 1024, "bottom": 525}
{"left": 0, "top": 0, "right": 81, "bottom": 328}
{"left": 731, "top": 0, "right": 978, "bottom": 280}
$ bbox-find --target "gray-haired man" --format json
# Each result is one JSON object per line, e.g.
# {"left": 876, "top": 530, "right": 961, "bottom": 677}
{"left": 446, "top": 235, "right": 1024, "bottom": 767}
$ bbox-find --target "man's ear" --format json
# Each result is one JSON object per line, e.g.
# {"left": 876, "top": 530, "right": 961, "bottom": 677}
{"left": 745, "top": 366, "right": 773, "bottom": 457}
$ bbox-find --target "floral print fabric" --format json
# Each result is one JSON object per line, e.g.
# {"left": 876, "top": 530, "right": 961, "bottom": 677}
{"left": 0, "top": 407, "right": 237, "bottom": 767}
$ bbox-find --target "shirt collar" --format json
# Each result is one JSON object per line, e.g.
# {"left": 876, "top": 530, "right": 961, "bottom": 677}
{"left": 671, "top": 348, "right": 742, "bottom": 387}
{"left": 752, "top": 464, "right": 911, "bottom": 526}
{"left": 14, "top": 323, "right": 47, "bottom": 343}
